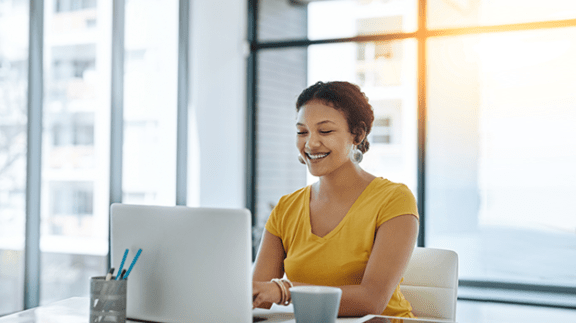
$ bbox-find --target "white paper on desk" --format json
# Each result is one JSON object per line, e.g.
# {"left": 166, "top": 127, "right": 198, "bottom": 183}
{"left": 354, "top": 314, "right": 454, "bottom": 323}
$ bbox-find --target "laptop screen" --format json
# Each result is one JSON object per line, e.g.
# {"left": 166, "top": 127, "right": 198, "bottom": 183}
{"left": 111, "top": 203, "right": 252, "bottom": 323}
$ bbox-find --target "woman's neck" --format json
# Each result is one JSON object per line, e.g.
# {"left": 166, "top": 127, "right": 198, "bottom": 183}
{"left": 313, "top": 162, "right": 375, "bottom": 201}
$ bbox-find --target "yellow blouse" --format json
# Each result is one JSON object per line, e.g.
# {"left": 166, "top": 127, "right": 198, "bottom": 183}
{"left": 265, "top": 177, "right": 419, "bottom": 318}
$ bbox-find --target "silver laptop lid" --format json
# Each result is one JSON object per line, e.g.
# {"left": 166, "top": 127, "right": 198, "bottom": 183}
{"left": 111, "top": 203, "right": 252, "bottom": 323}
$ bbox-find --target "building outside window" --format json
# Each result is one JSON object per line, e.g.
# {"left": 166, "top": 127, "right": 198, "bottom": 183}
{"left": 0, "top": 0, "right": 29, "bottom": 314}
{"left": 40, "top": 0, "right": 108, "bottom": 305}
{"left": 0, "top": 0, "right": 180, "bottom": 312}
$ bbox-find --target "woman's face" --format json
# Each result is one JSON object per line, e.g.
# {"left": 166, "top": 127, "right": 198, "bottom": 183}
{"left": 296, "top": 100, "right": 356, "bottom": 177}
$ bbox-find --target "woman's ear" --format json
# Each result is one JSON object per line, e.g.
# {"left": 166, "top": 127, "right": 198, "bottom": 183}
{"left": 353, "top": 123, "right": 367, "bottom": 145}
{"left": 354, "top": 133, "right": 363, "bottom": 146}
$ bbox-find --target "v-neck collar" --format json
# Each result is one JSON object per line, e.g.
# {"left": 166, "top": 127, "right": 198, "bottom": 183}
{"left": 304, "top": 177, "right": 380, "bottom": 243}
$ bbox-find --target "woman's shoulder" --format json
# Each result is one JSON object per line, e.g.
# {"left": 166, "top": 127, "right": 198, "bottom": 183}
{"left": 275, "top": 185, "right": 310, "bottom": 209}
{"left": 365, "top": 177, "right": 417, "bottom": 208}
{"left": 370, "top": 177, "right": 413, "bottom": 194}
{"left": 367, "top": 178, "right": 419, "bottom": 222}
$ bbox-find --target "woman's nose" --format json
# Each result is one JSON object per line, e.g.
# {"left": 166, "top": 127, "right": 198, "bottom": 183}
{"left": 305, "top": 133, "right": 321, "bottom": 149}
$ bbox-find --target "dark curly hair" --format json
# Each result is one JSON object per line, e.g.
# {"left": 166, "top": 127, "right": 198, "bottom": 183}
{"left": 296, "top": 81, "right": 374, "bottom": 153}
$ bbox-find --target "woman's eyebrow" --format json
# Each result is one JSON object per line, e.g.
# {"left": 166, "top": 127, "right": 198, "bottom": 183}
{"left": 316, "top": 120, "right": 335, "bottom": 126}
{"left": 296, "top": 120, "right": 335, "bottom": 126}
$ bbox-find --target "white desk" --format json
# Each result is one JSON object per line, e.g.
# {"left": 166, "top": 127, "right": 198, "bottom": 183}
{"left": 0, "top": 297, "right": 453, "bottom": 323}
{"left": 0, "top": 298, "right": 88, "bottom": 323}
{"left": 253, "top": 303, "right": 358, "bottom": 323}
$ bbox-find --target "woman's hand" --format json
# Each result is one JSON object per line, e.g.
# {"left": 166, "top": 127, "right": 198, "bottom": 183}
{"left": 252, "top": 281, "right": 281, "bottom": 309}
{"left": 253, "top": 230, "right": 287, "bottom": 309}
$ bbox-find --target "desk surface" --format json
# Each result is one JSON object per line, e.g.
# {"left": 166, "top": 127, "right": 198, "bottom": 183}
{"left": 0, "top": 297, "right": 454, "bottom": 323}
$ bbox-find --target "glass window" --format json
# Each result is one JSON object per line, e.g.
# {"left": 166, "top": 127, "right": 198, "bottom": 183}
{"left": 307, "top": 0, "right": 417, "bottom": 40}
{"left": 258, "top": 0, "right": 417, "bottom": 42}
{"left": 0, "top": 0, "right": 29, "bottom": 315}
{"left": 258, "top": 0, "right": 308, "bottom": 42}
{"left": 40, "top": 0, "right": 110, "bottom": 305}
{"left": 428, "top": 0, "right": 576, "bottom": 30}
{"left": 255, "top": 48, "right": 309, "bottom": 249}
{"left": 426, "top": 27, "right": 576, "bottom": 288}
{"left": 122, "top": 0, "right": 178, "bottom": 206}
{"left": 54, "top": 0, "right": 97, "bottom": 13}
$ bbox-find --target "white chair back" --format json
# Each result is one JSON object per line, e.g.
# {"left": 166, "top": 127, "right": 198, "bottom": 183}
{"left": 400, "top": 247, "right": 459, "bottom": 321}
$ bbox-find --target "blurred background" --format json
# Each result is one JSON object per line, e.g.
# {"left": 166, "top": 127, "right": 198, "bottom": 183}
{"left": 1, "top": 0, "right": 575, "bottom": 316}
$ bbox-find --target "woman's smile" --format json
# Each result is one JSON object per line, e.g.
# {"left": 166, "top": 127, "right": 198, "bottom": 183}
{"left": 306, "top": 152, "right": 330, "bottom": 160}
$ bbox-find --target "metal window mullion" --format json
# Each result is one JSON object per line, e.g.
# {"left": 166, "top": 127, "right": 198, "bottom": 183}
{"left": 253, "top": 18, "right": 576, "bottom": 51}
{"left": 24, "top": 0, "right": 44, "bottom": 310}
{"left": 247, "top": 0, "right": 257, "bottom": 221}
{"left": 460, "top": 280, "right": 576, "bottom": 295}
{"left": 254, "top": 32, "right": 418, "bottom": 50}
{"left": 426, "top": 18, "right": 576, "bottom": 37}
{"left": 416, "top": 0, "right": 427, "bottom": 248}
{"left": 108, "top": 0, "right": 125, "bottom": 266}
{"left": 176, "top": 0, "right": 190, "bottom": 206}
{"left": 247, "top": 0, "right": 258, "bottom": 260}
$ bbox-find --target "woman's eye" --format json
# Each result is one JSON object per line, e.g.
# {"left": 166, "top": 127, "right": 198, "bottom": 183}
{"left": 320, "top": 130, "right": 333, "bottom": 134}
{"left": 297, "top": 131, "right": 307, "bottom": 135}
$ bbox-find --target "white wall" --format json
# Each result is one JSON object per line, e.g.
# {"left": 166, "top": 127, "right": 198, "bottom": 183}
{"left": 188, "top": 0, "right": 248, "bottom": 208}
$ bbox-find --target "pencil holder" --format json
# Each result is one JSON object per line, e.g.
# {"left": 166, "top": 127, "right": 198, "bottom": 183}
{"left": 90, "top": 276, "right": 127, "bottom": 323}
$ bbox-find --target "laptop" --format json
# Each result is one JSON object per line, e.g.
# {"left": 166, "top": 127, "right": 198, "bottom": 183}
{"left": 110, "top": 203, "right": 252, "bottom": 323}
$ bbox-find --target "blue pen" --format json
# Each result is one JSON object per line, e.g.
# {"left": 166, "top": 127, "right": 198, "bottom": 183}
{"left": 115, "top": 249, "right": 129, "bottom": 280}
{"left": 123, "top": 248, "right": 142, "bottom": 280}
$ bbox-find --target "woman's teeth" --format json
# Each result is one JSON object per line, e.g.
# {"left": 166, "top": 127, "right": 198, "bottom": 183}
{"left": 307, "top": 153, "right": 329, "bottom": 160}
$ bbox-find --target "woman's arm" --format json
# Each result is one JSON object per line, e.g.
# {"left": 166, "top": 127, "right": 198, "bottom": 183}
{"left": 252, "top": 229, "right": 287, "bottom": 308}
{"left": 335, "top": 214, "right": 418, "bottom": 316}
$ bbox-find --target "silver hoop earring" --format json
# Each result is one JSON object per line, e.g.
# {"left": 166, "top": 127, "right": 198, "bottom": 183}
{"left": 297, "top": 155, "right": 306, "bottom": 165}
{"left": 353, "top": 148, "right": 363, "bottom": 163}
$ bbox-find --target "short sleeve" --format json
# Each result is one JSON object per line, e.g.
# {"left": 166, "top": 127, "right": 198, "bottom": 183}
{"left": 376, "top": 184, "right": 419, "bottom": 227}
{"left": 264, "top": 204, "right": 281, "bottom": 238}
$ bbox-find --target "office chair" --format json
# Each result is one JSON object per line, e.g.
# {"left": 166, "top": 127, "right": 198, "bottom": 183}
{"left": 400, "top": 247, "right": 459, "bottom": 322}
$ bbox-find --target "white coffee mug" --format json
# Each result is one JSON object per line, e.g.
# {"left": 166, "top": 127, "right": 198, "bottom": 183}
{"left": 290, "top": 286, "right": 342, "bottom": 323}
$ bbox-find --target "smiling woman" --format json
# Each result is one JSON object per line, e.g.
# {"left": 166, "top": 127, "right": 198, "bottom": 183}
{"left": 252, "top": 81, "right": 419, "bottom": 318}
{"left": 294, "top": 82, "right": 373, "bottom": 178}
